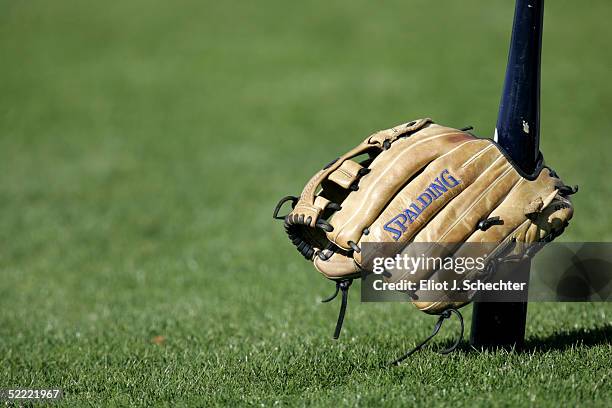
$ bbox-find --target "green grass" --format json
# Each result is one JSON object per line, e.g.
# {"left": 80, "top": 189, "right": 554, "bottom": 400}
{"left": 1, "top": 0, "right": 611, "bottom": 406}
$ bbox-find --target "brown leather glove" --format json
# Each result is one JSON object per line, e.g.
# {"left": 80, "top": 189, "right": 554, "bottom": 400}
{"left": 274, "top": 118, "right": 575, "bottom": 337}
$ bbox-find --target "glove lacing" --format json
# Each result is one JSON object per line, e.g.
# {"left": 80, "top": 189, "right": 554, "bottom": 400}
{"left": 390, "top": 308, "right": 464, "bottom": 366}
{"left": 321, "top": 279, "right": 353, "bottom": 340}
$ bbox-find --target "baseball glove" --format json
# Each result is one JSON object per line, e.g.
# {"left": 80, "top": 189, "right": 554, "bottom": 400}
{"left": 273, "top": 118, "right": 575, "bottom": 348}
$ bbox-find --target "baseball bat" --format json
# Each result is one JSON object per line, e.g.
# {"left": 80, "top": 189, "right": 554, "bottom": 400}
{"left": 470, "top": 0, "right": 544, "bottom": 348}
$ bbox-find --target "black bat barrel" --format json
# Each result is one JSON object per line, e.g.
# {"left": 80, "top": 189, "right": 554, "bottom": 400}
{"left": 495, "top": 0, "right": 544, "bottom": 175}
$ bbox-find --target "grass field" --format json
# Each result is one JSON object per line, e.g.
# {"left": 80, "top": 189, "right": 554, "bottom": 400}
{"left": 1, "top": 0, "right": 611, "bottom": 406}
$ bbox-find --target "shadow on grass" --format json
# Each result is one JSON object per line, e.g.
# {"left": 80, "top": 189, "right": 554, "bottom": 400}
{"left": 443, "top": 323, "right": 612, "bottom": 354}
{"left": 522, "top": 323, "right": 612, "bottom": 352}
